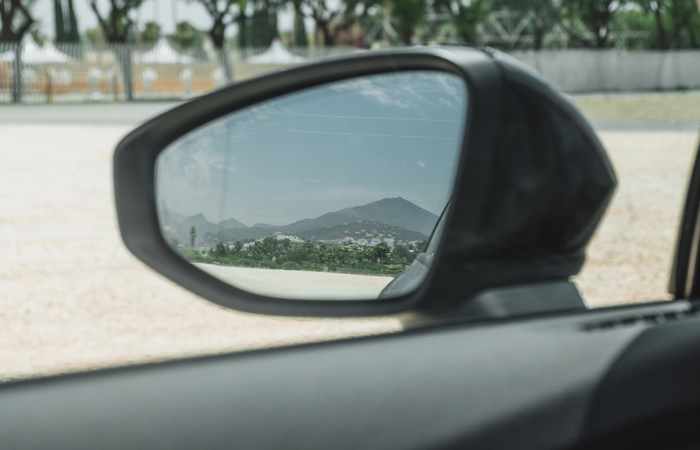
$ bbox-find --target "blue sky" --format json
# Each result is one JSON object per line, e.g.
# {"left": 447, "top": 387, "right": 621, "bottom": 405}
{"left": 156, "top": 71, "right": 468, "bottom": 227}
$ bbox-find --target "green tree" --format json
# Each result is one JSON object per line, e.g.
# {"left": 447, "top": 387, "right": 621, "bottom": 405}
{"left": 495, "top": 0, "right": 559, "bottom": 50}
{"left": 433, "top": 0, "right": 492, "bottom": 44}
{"left": 29, "top": 26, "right": 45, "bottom": 44}
{"left": 251, "top": 241, "right": 265, "bottom": 260}
{"left": 214, "top": 242, "right": 228, "bottom": 257}
{"left": 0, "top": 0, "right": 35, "bottom": 42}
{"left": 190, "top": 226, "right": 197, "bottom": 249}
{"left": 634, "top": 0, "right": 670, "bottom": 49}
{"left": 171, "top": 21, "right": 203, "bottom": 48}
{"left": 84, "top": 26, "right": 104, "bottom": 44}
{"left": 667, "top": 0, "right": 700, "bottom": 48}
{"left": 262, "top": 236, "right": 279, "bottom": 259}
{"left": 248, "top": 0, "right": 280, "bottom": 47}
{"left": 189, "top": 0, "right": 248, "bottom": 82}
{"left": 189, "top": 0, "right": 247, "bottom": 48}
{"left": 300, "top": 0, "right": 344, "bottom": 46}
{"left": 561, "top": 0, "right": 628, "bottom": 49}
{"left": 391, "top": 245, "right": 411, "bottom": 263}
{"left": 54, "top": 0, "right": 65, "bottom": 41}
{"left": 292, "top": 0, "right": 308, "bottom": 46}
{"left": 373, "top": 242, "right": 390, "bottom": 264}
{"left": 139, "top": 21, "right": 160, "bottom": 44}
{"left": 391, "top": 0, "right": 426, "bottom": 44}
{"left": 66, "top": 0, "right": 78, "bottom": 41}
{"left": 88, "top": 0, "right": 144, "bottom": 43}
{"left": 54, "top": 0, "right": 79, "bottom": 43}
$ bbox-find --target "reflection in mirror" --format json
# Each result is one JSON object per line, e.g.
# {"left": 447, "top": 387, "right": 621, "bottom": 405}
{"left": 156, "top": 71, "right": 467, "bottom": 301}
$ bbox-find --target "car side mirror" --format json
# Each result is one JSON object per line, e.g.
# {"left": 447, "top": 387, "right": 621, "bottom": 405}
{"left": 114, "top": 47, "right": 616, "bottom": 319}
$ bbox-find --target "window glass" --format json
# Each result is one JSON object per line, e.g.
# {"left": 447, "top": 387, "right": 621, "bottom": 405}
{"left": 572, "top": 95, "right": 699, "bottom": 307}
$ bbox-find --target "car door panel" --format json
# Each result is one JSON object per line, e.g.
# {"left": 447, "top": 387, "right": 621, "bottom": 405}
{"left": 1, "top": 301, "right": 693, "bottom": 450}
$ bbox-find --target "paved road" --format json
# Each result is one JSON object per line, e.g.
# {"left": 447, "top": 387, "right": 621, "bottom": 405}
{"left": 0, "top": 103, "right": 182, "bottom": 125}
{"left": 591, "top": 119, "right": 700, "bottom": 132}
{"left": 1, "top": 102, "right": 699, "bottom": 131}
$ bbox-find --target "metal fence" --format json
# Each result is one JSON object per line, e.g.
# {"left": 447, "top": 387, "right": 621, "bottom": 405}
{"left": 510, "top": 50, "right": 700, "bottom": 93}
{"left": 0, "top": 40, "right": 358, "bottom": 104}
{"left": 2, "top": 41, "right": 700, "bottom": 103}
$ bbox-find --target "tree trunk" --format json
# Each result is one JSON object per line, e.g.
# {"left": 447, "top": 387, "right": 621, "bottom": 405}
{"left": 318, "top": 21, "right": 332, "bottom": 46}
{"left": 293, "top": 6, "right": 308, "bottom": 46}
{"left": 533, "top": 28, "right": 544, "bottom": 51}
{"left": 237, "top": 14, "right": 248, "bottom": 48}
{"left": 67, "top": 0, "right": 80, "bottom": 42}
{"left": 689, "top": 24, "right": 699, "bottom": 48}
{"left": 403, "top": 30, "right": 412, "bottom": 45}
{"left": 116, "top": 46, "right": 133, "bottom": 101}
{"left": 595, "top": 24, "right": 609, "bottom": 49}
{"left": 218, "top": 49, "right": 233, "bottom": 84}
{"left": 54, "top": 0, "right": 66, "bottom": 41}
{"left": 653, "top": 7, "right": 669, "bottom": 49}
{"left": 209, "top": 18, "right": 232, "bottom": 83}
{"left": 672, "top": 24, "right": 682, "bottom": 48}
{"left": 10, "top": 42, "right": 22, "bottom": 103}
{"left": 209, "top": 19, "right": 226, "bottom": 48}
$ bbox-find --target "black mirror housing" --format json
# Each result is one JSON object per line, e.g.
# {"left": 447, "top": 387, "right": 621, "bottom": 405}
{"left": 114, "top": 46, "right": 616, "bottom": 319}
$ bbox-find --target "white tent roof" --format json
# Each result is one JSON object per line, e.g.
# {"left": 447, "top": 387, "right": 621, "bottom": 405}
{"left": 135, "top": 38, "right": 193, "bottom": 64}
{"left": 247, "top": 39, "right": 305, "bottom": 64}
{"left": 0, "top": 36, "right": 71, "bottom": 64}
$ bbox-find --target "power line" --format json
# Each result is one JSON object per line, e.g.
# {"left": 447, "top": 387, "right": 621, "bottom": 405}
{"left": 238, "top": 127, "right": 461, "bottom": 140}
{"left": 269, "top": 112, "right": 464, "bottom": 123}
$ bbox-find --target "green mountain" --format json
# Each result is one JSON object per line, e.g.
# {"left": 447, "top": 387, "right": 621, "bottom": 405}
{"left": 251, "top": 223, "right": 279, "bottom": 229}
{"left": 215, "top": 227, "right": 272, "bottom": 242}
{"left": 178, "top": 214, "right": 247, "bottom": 238}
{"left": 281, "top": 197, "right": 438, "bottom": 236}
{"left": 173, "top": 198, "right": 439, "bottom": 245}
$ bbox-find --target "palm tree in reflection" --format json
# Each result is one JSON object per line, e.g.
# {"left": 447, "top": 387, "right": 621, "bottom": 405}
{"left": 190, "top": 226, "right": 197, "bottom": 249}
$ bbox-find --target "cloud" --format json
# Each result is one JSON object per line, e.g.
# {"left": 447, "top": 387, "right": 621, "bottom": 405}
{"left": 416, "top": 160, "right": 426, "bottom": 168}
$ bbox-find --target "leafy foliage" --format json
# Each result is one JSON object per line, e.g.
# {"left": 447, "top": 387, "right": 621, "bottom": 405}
{"left": 560, "top": 0, "right": 628, "bottom": 48}
{"left": 87, "top": 0, "right": 144, "bottom": 43}
{"left": 433, "top": 0, "right": 492, "bottom": 44}
{"left": 139, "top": 21, "right": 160, "bottom": 44}
{"left": 54, "top": 0, "right": 79, "bottom": 42}
{"left": 0, "top": 0, "right": 35, "bottom": 42}
{"left": 175, "top": 238, "right": 425, "bottom": 275}
{"left": 171, "top": 21, "right": 204, "bottom": 48}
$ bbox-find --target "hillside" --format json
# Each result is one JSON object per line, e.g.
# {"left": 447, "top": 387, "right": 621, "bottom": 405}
{"left": 172, "top": 214, "right": 249, "bottom": 243}
{"left": 296, "top": 220, "right": 427, "bottom": 243}
{"left": 281, "top": 197, "right": 438, "bottom": 236}
{"left": 172, "top": 198, "right": 440, "bottom": 246}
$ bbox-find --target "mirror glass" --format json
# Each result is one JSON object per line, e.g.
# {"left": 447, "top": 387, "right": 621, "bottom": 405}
{"left": 155, "top": 71, "right": 467, "bottom": 300}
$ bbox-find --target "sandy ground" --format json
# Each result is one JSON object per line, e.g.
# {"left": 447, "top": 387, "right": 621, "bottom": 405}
{"left": 576, "top": 131, "right": 699, "bottom": 307}
{"left": 573, "top": 91, "right": 700, "bottom": 121}
{"left": 196, "top": 264, "right": 393, "bottom": 300}
{"left": 0, "top": 117, "right": 698, "bottom": 380}
{"left": 0, "top": 124, "right": 401, "bottom": 382}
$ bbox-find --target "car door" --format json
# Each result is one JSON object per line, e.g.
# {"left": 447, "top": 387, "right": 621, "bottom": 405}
{"left": 2, "top": 46, "right": 700, "bottom": 450}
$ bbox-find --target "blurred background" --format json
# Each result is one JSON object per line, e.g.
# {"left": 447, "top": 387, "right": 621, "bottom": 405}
{"left": 1, "top": 0, "right": 700, "bottom": 381}
{"left": 2, "top": 0, "right": 700, "bottom": 101}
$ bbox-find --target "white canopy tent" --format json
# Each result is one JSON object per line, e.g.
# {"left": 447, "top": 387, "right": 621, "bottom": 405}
{"left": 135, "top": 38, "right": 194, "bottom": 64}
{"left": 0, "top": 36, "right": 71, "bottom": 63}
{"left": 247, "top": 39, "right": 305, "bottom": 64}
